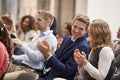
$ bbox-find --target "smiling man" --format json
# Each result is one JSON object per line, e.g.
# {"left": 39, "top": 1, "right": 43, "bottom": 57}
{"left": 37, "top": 14, "right": 91, "bottom": 80}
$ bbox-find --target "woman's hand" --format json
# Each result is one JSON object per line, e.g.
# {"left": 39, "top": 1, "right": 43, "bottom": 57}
{"left": 74, "top": 49, "right": 88, "bottom": 68}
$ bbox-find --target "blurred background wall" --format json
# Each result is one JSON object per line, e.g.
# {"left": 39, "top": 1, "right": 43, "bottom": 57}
{"left": 0, "top": 0, "right": 119, "bottom": 39}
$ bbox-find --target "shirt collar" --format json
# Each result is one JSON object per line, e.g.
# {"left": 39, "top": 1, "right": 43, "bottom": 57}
{"left": 39, "top": 30, "right": 53, "bottom": 36}
{"left": 71, "top": 35, "right": 86, "bottom": 42}
{"left": 71, "top": 36, "right": 76, "bottom": 42}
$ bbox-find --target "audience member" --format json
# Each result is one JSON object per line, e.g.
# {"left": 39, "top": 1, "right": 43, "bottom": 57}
{"left": 62, "top": 21, "right": 72, "bottom": 38}
{"left": 0, "top": 20, "right": 13, "bottom": 79}
{"left": 17, "top": 15, "right": 38, "bottom": 46}
{"left": 4, "top": 10, "right": 57, "bottom": 80}
{"left": 56, "top": 21, "right": 72, "bottom": 51}
{"left": 37, "top": 14, "right": 90, "bottom": 80}
{"left": 1, "top": 13, "right": 16, "bottom": 38}
{"left": 113, "top": 27, "right": 120, "bottom": 51}
{"left": 14, "top": 15, "right": 39, "bottom": 55}
{"left": 74, "top": 19, "right": 114, "bottom": 80}
{"left": 110, "top": 26, "right": 120, "bottom": 80}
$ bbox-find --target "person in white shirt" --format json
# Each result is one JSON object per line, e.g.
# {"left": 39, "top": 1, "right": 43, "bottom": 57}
{"left": 74, "top": 19, "right": 114, "bottom": 80}
{"left": 4, "top": 10, "right": 57, "bottom": 80}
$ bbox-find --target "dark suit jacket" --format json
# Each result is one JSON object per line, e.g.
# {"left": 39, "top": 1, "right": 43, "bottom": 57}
{"left": 45, "top": 35, "right": 90, "bottom": 80}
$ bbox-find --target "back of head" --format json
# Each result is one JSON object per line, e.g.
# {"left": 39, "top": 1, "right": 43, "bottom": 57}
{"left": 1, "top": 13, "right": 13, "bottom": 25}
{"left": 65, "top": 21, "right": 72, "bottom": 31}
{"left": 63, "top": 21, "right": 72, "bottom": 37}
{"left": 1, "top": 13, "right": 17, "bottom": 36}
{"left": 88, "top": 19, "right": 113, "bottom": 50}
{"left": 0, "top": 21, "right": 9, "bottom": 40}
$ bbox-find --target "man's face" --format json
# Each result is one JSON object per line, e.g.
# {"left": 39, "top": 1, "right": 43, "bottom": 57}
{"left": 71, "top": 20, "right": 87, "bottom": 39}
{"left": 35, "top": 16, "right": 47, "bottom": 31}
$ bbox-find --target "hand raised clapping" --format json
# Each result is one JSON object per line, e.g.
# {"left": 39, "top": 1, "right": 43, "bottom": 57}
{"left": 37, "top": 40, "right": 52, "bottom": 59}
{"left": 74, "top": 49, "right": 88, "bottom": 68}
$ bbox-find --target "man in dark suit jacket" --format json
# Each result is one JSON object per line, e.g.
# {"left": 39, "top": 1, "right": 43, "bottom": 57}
{"left": 37, "top": 14, "right": 90, "bottom": 80}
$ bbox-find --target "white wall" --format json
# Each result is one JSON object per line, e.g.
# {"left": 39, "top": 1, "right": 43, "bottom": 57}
{"left": 88, "top": 0, "right": 120, "bottom": 40}
{"left": 75, "top": 0, "right": 87, "bottom": 16}
{"left": 19, "top": 0, "right": 37, "bottom": 18}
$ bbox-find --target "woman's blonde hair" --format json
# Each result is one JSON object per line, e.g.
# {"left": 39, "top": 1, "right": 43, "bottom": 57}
{"left": 88, "top": 19, "right": 113, "bottom": 51}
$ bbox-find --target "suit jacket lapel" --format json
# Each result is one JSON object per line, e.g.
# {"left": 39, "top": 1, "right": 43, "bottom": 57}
{"left": 57, "top": 39, "right": 77, "bottom": 59}
{"left": 62, "top": 41, "right": 76, "bottom": 54}
{"left": 55, "top": 37, "right": 71, "bottom": 58}
{"left": 56, "top": 36, "right": 86, "bottom": 59}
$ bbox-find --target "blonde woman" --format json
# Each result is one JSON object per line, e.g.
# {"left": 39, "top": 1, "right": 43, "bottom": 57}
{"left": 74, "top": 19, "right": 114, "bottom": 80}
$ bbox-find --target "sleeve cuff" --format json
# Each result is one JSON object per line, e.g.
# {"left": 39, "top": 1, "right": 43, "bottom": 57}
{"left": 47, "top": 54, "right": 52, "bottom": 61}
{"left": 20, "top": 44, "right": 27, "bottom": 51}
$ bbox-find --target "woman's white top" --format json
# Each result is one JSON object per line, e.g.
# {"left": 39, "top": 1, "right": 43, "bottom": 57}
{"left": 79, "top": 46, "right": 114, "bottom": 80}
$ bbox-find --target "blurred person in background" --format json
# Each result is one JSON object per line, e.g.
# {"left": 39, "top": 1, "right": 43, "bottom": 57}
{"left": 14, "top": 15, "right": 39, "bottom": 55}
{"left": 1, "top": 13, "right": 16, "bottom": 38}
{"left": 56, "top": 21, "right": 72, "bottom": 51}
{"left": 17, "top": 15, "right": 39, "bottom": 46}
{"left": 62, "top": 21, "right": 72, "bottom": 38}
{"left": 113, "top": 27, "right": 120, "bottom": 51}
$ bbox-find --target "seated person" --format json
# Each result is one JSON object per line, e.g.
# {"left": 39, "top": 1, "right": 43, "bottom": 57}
{"left": 1, "top": 13, "right": 16, "bottom": 38}
{"left": 37, "top": 14, "right": 90, "bottom": 80}
{"left": 74, "top": 19, "right": 114, "bottom": 80}
{"left": 0, "top": 20, "right": 13, "bottom": 79}
{"left": 4, "top": 10, "right": 57, "bottom": 80}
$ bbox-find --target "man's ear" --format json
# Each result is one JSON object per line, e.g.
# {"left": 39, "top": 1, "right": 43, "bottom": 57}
{"left": 47, "top": 19, "right": 52, "bottom": 27}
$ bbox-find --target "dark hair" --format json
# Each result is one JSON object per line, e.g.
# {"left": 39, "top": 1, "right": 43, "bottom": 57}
{"left": 65, "top": 21, "right": 72, "bottom": 34}
{"left": 20, "top": 15, "right": 35, "bottom": 32}
{"left": 2, "top": 16, "right": 13, "bottom": 25}
{"left": 50, "top": 17, "right": 58, "bottom": 35}
{"left": 0, "top": 21, "right": 13, "bottom": 59}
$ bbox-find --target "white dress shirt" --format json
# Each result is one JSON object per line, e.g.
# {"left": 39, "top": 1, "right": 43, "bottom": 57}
{"left": 13, "top": 30, "right": 57, "bottom": 70}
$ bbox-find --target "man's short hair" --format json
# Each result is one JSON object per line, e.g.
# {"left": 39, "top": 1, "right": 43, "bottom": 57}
{"left": 38, "top": 10, "right": 53, "bottom": 21}
{"left": 73, "top": 15, "right": 90, "bottom": 28}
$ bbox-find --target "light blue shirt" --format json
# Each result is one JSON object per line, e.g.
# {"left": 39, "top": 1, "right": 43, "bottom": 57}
{"left": 13, "top": 30, "right": 57, "bottom": 70}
